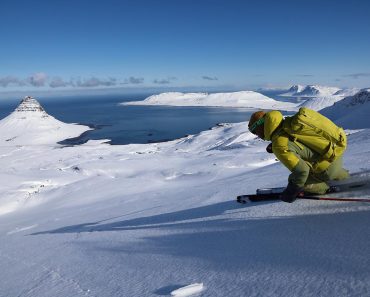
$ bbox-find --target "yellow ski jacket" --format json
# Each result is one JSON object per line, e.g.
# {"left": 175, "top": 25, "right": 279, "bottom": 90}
{"left": 262, "top": 110, "right": 346, "bottom": 187}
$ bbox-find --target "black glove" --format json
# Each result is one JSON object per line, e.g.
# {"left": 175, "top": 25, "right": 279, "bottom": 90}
{"left": 280, "top": 182, "right": 303, "bottom": 203}
{"left": 266, "top": 143, "right": 273, "bottom": 153}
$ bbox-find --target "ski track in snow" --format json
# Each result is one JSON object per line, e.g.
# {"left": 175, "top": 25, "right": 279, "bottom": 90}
{"left": 7, "top": 224, "right": 38, "bottom": 235}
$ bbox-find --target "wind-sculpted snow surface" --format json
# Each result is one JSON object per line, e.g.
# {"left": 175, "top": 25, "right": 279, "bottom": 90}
{"left": 0, "top": 95, "right": 370, "bottom": 296}
{"left": 121, "top": 91, "right": 297, "bottom": 110}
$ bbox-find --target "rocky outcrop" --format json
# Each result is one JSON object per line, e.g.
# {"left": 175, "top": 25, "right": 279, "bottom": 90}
{"left": 15, "top": 96, "right": 48, "bottom": 116}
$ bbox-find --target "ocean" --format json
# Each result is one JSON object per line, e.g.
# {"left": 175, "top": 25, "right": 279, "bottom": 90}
{"left": 0, "top": 94, "right": 258, "bottom": 145}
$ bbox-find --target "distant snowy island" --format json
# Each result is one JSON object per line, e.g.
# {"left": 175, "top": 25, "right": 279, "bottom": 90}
{"left": 121, "top": 91, "right": 297, "bottom": 110}
{"left": 120, "top": 87, "right": 366, "bottom": 113}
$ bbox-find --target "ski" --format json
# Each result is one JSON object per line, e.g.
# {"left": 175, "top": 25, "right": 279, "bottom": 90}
{"left": 237, "top": 170, "right": 370, "bottom": 204}
{"left": 256, "top": 172, "right": 370, "bottom": 195}
{"left": 236, "top": 193, "right": 370, "bottom": 203}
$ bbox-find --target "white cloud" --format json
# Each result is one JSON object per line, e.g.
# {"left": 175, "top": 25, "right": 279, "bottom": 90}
{"left": 75, "top": 77, "right": 117, "bottom": 87}
{"left": 28, "top": 72, "right": 48, "bottom": 87}
{"left": 344, "top": 73, "right": 370, "bottom": 79}
{"left": 0, "top": 76, "right": 26, "bottom": 87}
{"left": 153, "top": 79, "right": 171, "bottom": 84}
{"left": 202, "top": 76, "right": 218, "bottom": 81}
{"left": 122, "top": 76, "right": 144, "bottom": 84}
{"left": 49, "top": 77, "right": 70, "bottom": 88}
{"left": 153, "top": 77, "right": 177, "bottom": 84}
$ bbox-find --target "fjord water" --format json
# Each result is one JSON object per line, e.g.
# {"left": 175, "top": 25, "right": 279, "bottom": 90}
{"left": 0, "top": 94, "right": 256, "bottom": 145}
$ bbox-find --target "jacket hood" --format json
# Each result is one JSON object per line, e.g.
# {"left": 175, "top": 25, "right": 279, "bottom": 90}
{"left": 264, "top": 111, "right": 283, "bottom": 141}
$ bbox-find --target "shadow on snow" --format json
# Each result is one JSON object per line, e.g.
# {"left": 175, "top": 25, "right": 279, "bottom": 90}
{"left": 31, "top": 201, "right": 370, "bottom": 276}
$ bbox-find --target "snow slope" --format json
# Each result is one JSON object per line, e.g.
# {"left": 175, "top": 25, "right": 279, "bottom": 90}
{"left": 121, "top": 91, "right": 297, "bottom": 110}
{"left": 333, "top": 88, "right": 361, "bottom": 97}
{"left": 0, "top": 95, "right": 369, "bottom": 297}
{"left": 321, "top": 89, "right": 370, "bottom": 128}
{"left": 0, "top": 96, "right": 90, "bottom": 145}
{"left": 297, "top": 88, "right": 364, "bottom": 111}
{"left": 298, "top": 95, "right": 344, "bottom": 111}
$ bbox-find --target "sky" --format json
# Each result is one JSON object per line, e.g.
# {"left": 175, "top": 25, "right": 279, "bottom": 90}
{"left": 0, "top": 0, "right": 370, "bottom": 95}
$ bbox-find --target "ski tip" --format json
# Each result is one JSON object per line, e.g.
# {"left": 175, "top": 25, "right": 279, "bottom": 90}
{"left": 236, "top": 195, "right": 250, "bottom": 204}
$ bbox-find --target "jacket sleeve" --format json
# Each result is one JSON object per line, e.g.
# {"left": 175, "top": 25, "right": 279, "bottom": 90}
{"left": 272, "top": 135, "right": 310, "bottom": 187}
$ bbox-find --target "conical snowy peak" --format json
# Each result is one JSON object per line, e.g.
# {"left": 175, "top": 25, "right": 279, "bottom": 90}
{"left": 15, "top": 96, "right": 48, "bottom": 116}
{"left": 0, "top": 96, "right": 90, "bottom": 145}
{"left": 289, "top": 85, "right": 305, "bottom": 93}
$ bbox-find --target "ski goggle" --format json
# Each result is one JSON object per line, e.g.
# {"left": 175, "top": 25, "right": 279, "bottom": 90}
{"left": 248, "top": 117, "right": 265, "bottom": 133}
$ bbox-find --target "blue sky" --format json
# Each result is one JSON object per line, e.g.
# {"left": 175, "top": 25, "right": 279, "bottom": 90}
{"left": 0, "top": 0, "right": 370, "bottom": 93}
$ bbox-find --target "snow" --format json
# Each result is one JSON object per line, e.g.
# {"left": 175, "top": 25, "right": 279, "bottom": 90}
{"left": 0, "top": 96, "right": 90, "bottom": 145}
{"left": 121, "top": 91, "right": 297, "bottom": 110}
{"left": 281, "top": 85, "right": 341, "bottom": 97}
{"left": 321, "top": 89, "right": 370, "bottom": 128}
{"left": 171, "top": 283, "right": 204, "bottom": 296}
{"left": 298, "top": 95, "right": 345, "bottom": 110}
{"left": 296, "top": 88, "right": 367, "bottom": 111}
{"left": 280, "top": 84, "right": 305, "bottom": 96}
{"left": 333, "top": 88, "right": 361, "bottom": 97}
{"left": 0, "top": 94, "right": 370, "bottom": 296}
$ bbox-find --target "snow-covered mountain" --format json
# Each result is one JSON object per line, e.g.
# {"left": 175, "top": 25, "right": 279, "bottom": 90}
{"left": 281, "top": 85, "right": 341, "bottom": 97}
{"left": 321, "top": 89, "right": 370, "bottom": 128}
{"left": 298, "top": 95, "right": 344, "bottom": 111}
{"left": 0, "top": 96, "right": 90, "bottom": 145}
{"left": 280, "top": 84, "right": 305, "bottom": 96}
{"left": 121, "top": 91, "right": 297, "bottom": 110}
{"left": 297, "top": 87, "right": 367, "bottom": 111}
{"left": 333, "top": 88, "right": 361, "bottom": 96}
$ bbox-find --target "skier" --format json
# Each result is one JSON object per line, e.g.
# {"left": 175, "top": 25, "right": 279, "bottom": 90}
{"left": 248, "top": 109, "right": 349, "bottom": 203}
